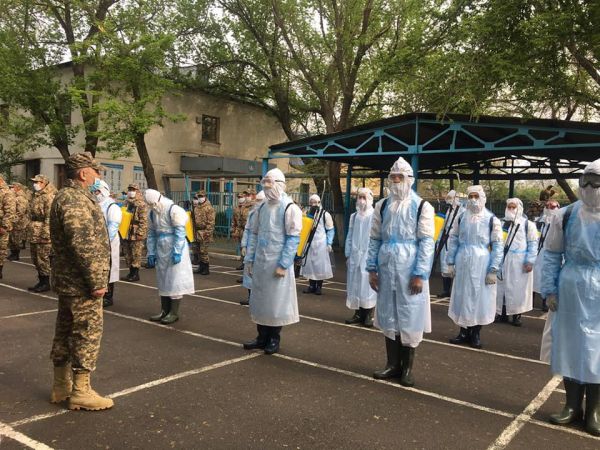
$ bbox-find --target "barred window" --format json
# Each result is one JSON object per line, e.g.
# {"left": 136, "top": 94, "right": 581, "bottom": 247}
{"left": 201, "top": 115, "right": 219, "bottom": 143}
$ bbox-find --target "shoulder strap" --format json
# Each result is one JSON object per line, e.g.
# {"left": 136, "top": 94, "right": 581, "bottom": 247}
{"left": 167, "top": 203, "right": 175, "bottom": 227}
{"left": 380, "top": 197, "right": 389, "bottom": 220}
{"left": 563, "top": 204, "right": 575, "bottom": 233}
{"left": 283, "top": 201, "right": 293, "bottom": 231}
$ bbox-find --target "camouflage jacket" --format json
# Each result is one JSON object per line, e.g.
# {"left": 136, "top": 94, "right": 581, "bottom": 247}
{"left": 231, "top": 202, "right": 254, "bottom": 240}
{"left": 125, "top": 195, "right": 148, "bottom": 241}
{"left": 28, "top": 183, "right": 57, "bottom": 243}
{"left": 13, "top": 191, "right": 29, "bottom": 231}
{"left": 50, "top": 179, "right": 110, "bottom": 296}
{"left": 0, "top": 185, "right": 16, "bottom": 233}
{"left": 192, "top": 200, "right": 216, "bottom": 243}
{"left": 526, "top": 200, "right": 545, "bottom": 221}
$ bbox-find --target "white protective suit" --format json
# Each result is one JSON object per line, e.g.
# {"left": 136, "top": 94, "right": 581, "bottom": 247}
{"left": 245, "top": 169, "right": 303, "bottom": 326}
{"left": 366, "top": 157, "right": 435, "bottom": 347}
{"left": 145, "top": 189, "right": 194, "bottom": 298}
{"left": 242, "top": 191, "right": 265, "bottom": 290}
{"left": 542, "top": 159, "right": 600, "bottom": 383}
{"left": 300, "top": 194, "right": 335, "bottom": 280}
{"left": 533, "top": 207, "right": 559, "bottom": 294}
{"left": 345, "top": 188, "right": 377, "bottom": 310}
{"left": 95, "top": 180, "right": 122, "bottom": 284}
{"left": 438, "top": 190, "right": 464, "bottom": 274}
{"left": 496, "top": 198, "right": 538, "bottom": 315}
{"left": 446, "top": 185, "right": 504, "bottom": 327}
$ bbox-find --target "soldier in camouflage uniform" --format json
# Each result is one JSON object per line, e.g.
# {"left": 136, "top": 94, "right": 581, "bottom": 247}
{"left": 0, "top": 176, "right": 16, "bottom": 278}
{"left": 192, "top": 190, "right": 216, "bottom": 275}
{"left": 28, "top": 174, "right": 57, "bottom": 292}
{"left": 49, "top": 152, "right": 113, "bottom": 411}
{"left": 231, "top": 190, "right": 255, "bottom": 271}
{"left": 526, "top": 186, "right": 556, "bottom": 221}
{"left": 121, "top": 183, "right": 148, "bottom": 282}
{"left": 8, "top": 182, "right": 29, "bottom": 261}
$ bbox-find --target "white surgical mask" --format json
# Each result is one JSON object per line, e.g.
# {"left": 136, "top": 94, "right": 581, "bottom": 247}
{"left": 544, "top": 207, "right": 559, "bottom": 218}
{"left": 504, "top": 209, "right": 516, "bottom": 221}
{"left": 238, "top": 197, "right": 245, "bottom": 204}
{"left": 33, "top": 183, "right": 42, "bottom": 192}
{"left": 199, "top": 197, "right": 206, "bottom": 204}
{"left": 128, "top": 191, "right": 136, "bottom": 199}
{"left": 95, "top": 194, "right": 104, "bottom": 203}
{"left": 192, "top": 199, "right": 199, "bottom": 205}
{"left": 468, "top": 198, "right": 482, "bottom": 213}
{"left": 390, "top": 182, "right": 410, "bottom": 200}
{"left": 580, "top": 186, "right": 600, "bottom": 208}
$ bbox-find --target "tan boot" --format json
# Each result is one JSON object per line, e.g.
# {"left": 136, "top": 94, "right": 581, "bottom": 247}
{"left": 68, "top": 371, "right": 114, "bottom": 411}
{"left": 50, "top": 365, "right": 73, "bottom": 403}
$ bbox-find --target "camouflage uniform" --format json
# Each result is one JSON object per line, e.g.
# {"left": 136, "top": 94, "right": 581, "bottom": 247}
{"left": 0, "top": 179, "right": 16, "bottom": 271}
{"left": 192, "top": 192, "right": 216, "bottom": 264}
{"left": 122, "top": 186, "right": 148, "bottom": 269}
{"left": 50, "top": 153, "right": 110, "bottom": 373}
{"left": 9, "top": 184, "right": 29, "bottom": 253}
{"left": 28, "top": 176, "right": 56, "bottom": 277}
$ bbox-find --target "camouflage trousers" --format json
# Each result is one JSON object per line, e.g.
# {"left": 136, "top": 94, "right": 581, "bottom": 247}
{"left": 31, "top": 243, "right": 52, "bottom": 276}
{"left": 9, "top": 229, "right": 26, "bottom": 252}
{"left": 50, "top": 295, "right": 103, "bottom": 372}
{"left": 0, "top": 233, "right": 8, "bottom": 266}
{"left": 123, "top": 240, "right": 145, "bottom": 268}
{"left": 194, "top": 241, "right": 210, "bottom": 264}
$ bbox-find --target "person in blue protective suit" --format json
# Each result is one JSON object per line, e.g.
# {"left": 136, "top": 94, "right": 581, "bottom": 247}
{"left": 344, "top": 187, "right": 377, "bottom": 327}
{"left": 533, "top": 199, "right": 560, "bottom": 312}
{"left": 437, "top": 190, "right": 464, "bottom": 298}
{"left": 444, "top": 185, "right": 503, "bottom": 349}
{"left": 495, "top": 198, "right": 538, "bottom": 327}
{"left": 367, "top": 157, "right": 435, "bottom": 387}
{"left": 240, "top": 190, "right": 265, "bottom": 306}
{"left": 542, "top": 158, "right": 600, "bottom": 436}
{"left": 144, "top": 189, "right": 194, "bottom": 325}
{"left": 242, "top": 168, "right": 303, "bottom": 355}
{"left": 300, "top": 194, "right": 335, "bottom": 296}
{"left": 92, "top": 180, "right": 122, "bottom": 308}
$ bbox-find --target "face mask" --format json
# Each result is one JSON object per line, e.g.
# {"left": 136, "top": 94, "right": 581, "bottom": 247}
{"left": 468, "top": 198, "right": 482, "bottom": 213}
{"left": 544, "top": 207, "right": 559, "bottom": 217}
{"left": 199, "top": 197, "right": 206, "bottom": 204}
{"left": 192, "top": 199, "right": 199, "bottom": 205}
{"left": 88, "top": 178, "right": 102, "bottom": 193}
{"left": 504, "top": 209, "right": 516, "bottom": 221}
{"left": 128, "top": 191, "right": 136, "bottom": 199}
{"left": 390, "top": 182, "right": 410, "bottom": 200}
{"left": 238, "top": 198, "right": 245, "bottom": 204}
{"left": 579, "top": 186, "right": 600, "bottom": 208}
{"left": 356, "top": 198, "right": 368, "bottom": 212}
{"left": 95, "top": 194, "right": 104, "bottom": 203}
{"left": 33, "top": 183, "right": 42, "bottom": 192}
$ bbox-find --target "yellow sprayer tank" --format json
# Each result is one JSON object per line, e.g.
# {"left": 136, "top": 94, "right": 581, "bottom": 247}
{"left": 185, "top": 211, "right": 195, "bottom": 243}
{"left": 296, "top": 215, "right": 314, "bottom": 257}
{"left": 433, "top": 213, "right": 445, "bottom": 241}
{"left": 119, "top": 207, "right": 133, "bottom": 239}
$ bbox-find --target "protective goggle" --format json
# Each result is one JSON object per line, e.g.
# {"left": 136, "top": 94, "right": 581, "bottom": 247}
{"left": 260, "top": 177, "right": 284, "bottom": 188}
{"left": 579, "top": 173, "right": 600, "bottom": 189}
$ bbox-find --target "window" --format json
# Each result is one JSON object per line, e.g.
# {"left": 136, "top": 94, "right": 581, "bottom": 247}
{"left": 102, "top": 163, "right": 124, "bottom": 194}
{"left": 25, "top": 159, "right": 41, "bottom": 181}
{"left": 133, "top": 166, "right": 148, "bottom": 190}
{"left": 201, "top": 115, "right": 219, "bottom": 143}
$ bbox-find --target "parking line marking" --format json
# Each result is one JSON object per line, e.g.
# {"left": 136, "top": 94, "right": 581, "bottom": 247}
{"left": 0, "top": 309, "right": 56, "bottom": 320}
{"left": 194, "top": 285, "right": 242, "bottom": 293}
{"left": 487, "top": 376, "right": 562, "bottom": 449}
{"left": 9, "top": 354, "right": 259, "bottom": 429}
{"left": 528, "top": 417, "right": 600, "bottom": 441}
{"left": 0, "top": 421, "right": 53, "bottom": 449}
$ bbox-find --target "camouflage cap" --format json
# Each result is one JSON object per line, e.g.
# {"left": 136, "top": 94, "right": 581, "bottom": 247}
{"left": 65, "top": 152, "right": 104, "bottom": 172}
{"left": 245, "top": 188, "right": 257, "bottom": 195}
{"left": 196, "top": 190, "right": 207, "bottom": 196}
{"left": 30, "top": 174, "right": 49, "bottom": 183}
{"left": 127, "top": 183, "right": 140, "bottom": 191}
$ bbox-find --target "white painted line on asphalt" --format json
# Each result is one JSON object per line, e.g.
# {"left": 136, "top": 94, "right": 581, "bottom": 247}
{"left": 487, "top": 376, "right": 562, "bottom": 450}
{"left": 0, "top": 309, "right": 56, "bottom": 320}
{"left": 274, "top": 353, "right": 515, "bottom": 419}
{"left": 0, "top": 421, "right": 53, "bottom": 449}
{"left": 9, "top": 354, "right": 260, "bottom": 429}
{"left": 529, "top": 417, "right": 600, "bottom": 441}
{"left": 194, "top": 285, "right": 242, "bottom": 293}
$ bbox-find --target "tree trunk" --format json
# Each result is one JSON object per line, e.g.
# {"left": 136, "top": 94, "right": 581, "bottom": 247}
{"left": 549, "top": 160, "right": 578, "bottom": 203}
{"left": 135, "top": 132, "right": 158, "bottom": 190}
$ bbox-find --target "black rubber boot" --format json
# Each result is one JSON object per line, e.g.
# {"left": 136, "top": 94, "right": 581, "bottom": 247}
{"left": 264, "top": 326, "right": 282, "bottom": 355}
{"left": 7, "top": 250, "right": 19, "bottom": 261}
{"left": 399, "top": 346, "right": 415, "bottom": 387}
{"left": 240, "top": 290, "right": 250, "bottom": 306}
{"left": 303, "top": 280, "right": 316, "bottom": 294}
{"left": 469, "top": 325, "right": 482, "bottom": 349}
{"left": 440, "top": 276, "right": 452, "bottom": 297}
{"left": 28, "top": 274, "right": 42, "bottom": 291}
{"left": 550, "top": 378, "right": 585, "bottom": 425}
{"left": 542, "top": 298, "right": 548, "bottom": 312}
{"left": 345, "top": 310, "right": 362, "bottom": 324}
{"left": 495, "top": 304, "right": 508, "bottom": 323}
{"left": 363, "top": 308, "right": 374, "bottom": 328}
{"left": 102, "top": 283, "right": 114, "bottom": 308}
{"left": 149, "top": 297, "right": 171, "bottom": 322}
{"left": 161, "top": 298, "right": 180, "bottom": 324}
{"left": 373, "top": 337, "right": 402, "bottom": 379}
{"left": 193, "top": 262, "right": 203, "bottom": 274}
{"left": 32, "top": 275, "right": 50, "bottom": 293}
{"left": 315, "top": 280, "right": 323, "bottom": 296}
{"left": 130, "top": 267, "right": 140, "bottom": 282}
{"left": 585, "top": 384, "right": 600, "bottom": 436}
{"left": 236, "top": 261, "right": 244, "bottom": 271}
{"left": 0, "top": 265, "right": 3, "bottom": 279}
{"left": 449, "top": 327, "right": 470, "bottom": 345}
{"left": 243, "top": 324, "right": 269, "bottom": 350}
{"left": 200, "top": 262, "right": 210, "bottom": 276}
{"left": 511, "top": 314, "right": 522, "bottom": 327}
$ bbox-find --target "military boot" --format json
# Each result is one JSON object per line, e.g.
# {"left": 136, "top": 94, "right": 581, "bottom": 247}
{"left": 264, "top": 326, "right": 282, "bottom": 355}
{"left": 149, "top": 297, "right": 171, "bottom": 322}
{"left": 0, "top": 265, "right": 3, "bottom": 279}
{"left": 363, "top": 308, "right": 374, "bottom": 328}
{"left": 129, "top": 267, "right": 140, "bottom": 282}
{"left": 240, "top": 289, "right": 250, "bottom": 306}
{"left": 243, "top": 324, "right": 269, "bottom": 350}
{"left": 345, "top": 310, "right": 362, "bottom": 325}
{"left": 449, "top": 327, "right": 470, "bottom": 345}
{"left": 68, "top": 371, "right": 114, "bottom": 411}
{"left": 303, "top": 280, "right": 316, "bottom": 294}
{"left": 160, "top": 298, "right": 180, "bottom": 325}
{"left": 469, "top": 325, "right": 482, "bottom": 349}
{"left": 32, "top": 275, "right": 51, "bottom": 293}
{"left": 236, "top": 261, "right": 245, "bottom": 271}
{"left": 585, "top": 384, "right": 600, "bottom": 436}
{"left": 7, "top": 249, "right": 19, "bottom": 261}
{"left": 550, "top": 378, "right": 584, "bottom": 425}
{"left": 121, "top": 267, "right": 133, "bottom": 281}
{"left": 314, "top": 280, "right": 323, "bottom": 296}
{"left": 103, "top": 283, "right": 114, "bottom": 308}
{"left": 399, "top": 346, "right": 415, "bottom": 387}
{"left": 28, "top": 274, "right": 42, "bottom": 291}
{"left": 373, "top": 337, "right": 402, "bottom": 380}
{"left": 50, "top": 365, "right": 72, "bottom": 403}
{"left": 511, "top": 314, "right": 522, "bottom": 327}
{"left": 200, "top": 262, "right": 210, "bottom": 275}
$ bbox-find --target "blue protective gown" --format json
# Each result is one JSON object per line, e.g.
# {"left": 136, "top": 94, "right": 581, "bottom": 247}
{"left": 366, "top": 191, "right": 435, "bottom": 347}
{"left": 542, "top": 202, "right": 600, "bottom": 383}
{"left": 446, "top": 208, "right": 503, "bottom": 327}
{"left": 300, "top": 209, "right": 334, "bottom": 280}
{"left": 245, "top": 194, "right": 302, "bottom": 327}
{"left": 345, "top": 210, "right": 377, "bottom": 309}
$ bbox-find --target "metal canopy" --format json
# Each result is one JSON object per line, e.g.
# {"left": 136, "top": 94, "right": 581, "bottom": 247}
{"left": 268, "top": 113, "right": 600, "bottom": 179}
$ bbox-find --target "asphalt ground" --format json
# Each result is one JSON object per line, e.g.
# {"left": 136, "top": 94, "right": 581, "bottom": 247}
{"left": 1, "top": 251, "right": 599, "bottom": 449}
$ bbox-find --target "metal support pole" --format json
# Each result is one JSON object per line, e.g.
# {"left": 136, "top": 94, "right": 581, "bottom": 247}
{"left": 183, "top": 174, "right": 191, "bottom": 204}
{"left": 473, "top": 165, "right": 480, "bottom": 185}
{"left": 508, "top": 178, "right": 515, "bottom": 198}
{"left": 379, "top": 173, "right": 385, "bottom": 198}
{"left": 411, "top": 154, "right": 419, "bottom": 191}
{"left": 262, "top": 158, "right": 269, "bottom": 178}
{"left": 449, "top": 177, "right": 455, "bottom": 190}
